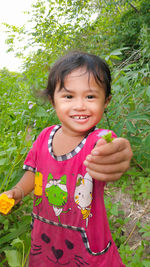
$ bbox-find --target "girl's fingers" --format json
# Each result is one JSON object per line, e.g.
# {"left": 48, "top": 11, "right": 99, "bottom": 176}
{"left": 85, "top": 168, "right": 123, "bottom": 182}
{"left": 92, "top": 138, "right": 132, "bottom": 158}
{"left": 1, "top": 190, "right": 20, "bottom": 204}
{"left": 84, "top": 160, "right": 129, "bottom": 174}
{"left": 84, "top": 151, "right": 128, "bottom": 165}
{"left": 1, "top": 191, "right": 14, "bottom": 199}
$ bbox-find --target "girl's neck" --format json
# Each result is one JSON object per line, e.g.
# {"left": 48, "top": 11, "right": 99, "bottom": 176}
{"left": 52, "top": 126, "right": 90, "bottom": 156}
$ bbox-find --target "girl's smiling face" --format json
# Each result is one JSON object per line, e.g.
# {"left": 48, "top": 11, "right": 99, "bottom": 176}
{"left": 53, "top": 68, "right": 110, "bottom": 137}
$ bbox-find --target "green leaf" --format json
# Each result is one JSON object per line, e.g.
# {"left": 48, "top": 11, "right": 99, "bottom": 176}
{"left": 146, "top": 86, "right": 150, "bottom": 98}
{"left": 144, "top": 153, "right": 150, "bottom": 160}
{"left": 110, "top": 49, "right": 123, "bottom": 56}
{"left": 0, "top": 147, "right": 17, "bottom": 156}
{"left": 111, "top": 204, "right": 119, "bottom": 216}
{"left": 142, "top": 232, "right": 150, "bottom": 238}
{"left": 3, "top": 219, "right": 9, "bottom": 231}
{"left": 126, "top": 120, "right": 136, "bottom": 133}
{"left": 11, "top": 237, "right": 24, "bottom": 247}
{"left": 0, "top": 221, "right": 30, "bottom": 246}
{"left": 127, "top": 113, "right": 150, "bottom": 120}
{"left": 4, "top": 250, "right": 21, "bottom": 267}
{"left": 129, "top": 136, "right": 142, "bottom": 145}
{"left": 113, "top": 121, "right": 124, "bottom": 136}
{"left": 109, "top": 55, "right": 121, "bottom": 60}
{"left": 0, "top": 158, "right": 7, "bottom": 165}
{"left": 35, "top": 106, "right": 49, "bottom": 117}
{"left": 144, "top": 134, "right": 150, "bottom": 147}
{"left": 142, "top": 260, "right": 150, "bottom": 267}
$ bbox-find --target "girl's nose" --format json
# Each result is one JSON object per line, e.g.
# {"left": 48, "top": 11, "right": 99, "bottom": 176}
{"left": 74, "top": 98, "right": 86, "bottom": 110}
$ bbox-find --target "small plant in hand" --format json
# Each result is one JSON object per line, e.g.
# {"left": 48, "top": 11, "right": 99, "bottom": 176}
{"left": 102, "top": 131, "right": 114, "bottom": 143}
{"left": 0, "top": 194, "right": 15, "bottom": 214}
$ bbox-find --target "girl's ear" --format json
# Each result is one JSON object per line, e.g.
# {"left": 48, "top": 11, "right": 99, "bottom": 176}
{"left": 104, "top": 95, "right": 112, "bottom": 108}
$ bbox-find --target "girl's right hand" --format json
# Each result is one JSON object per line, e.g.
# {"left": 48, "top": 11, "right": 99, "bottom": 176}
{"left": 1, "top": 188, "right": 22, "bottom": 205}
{"left": 84, "top": 137, "right": 133, "bottom": 182}
{"left": 0, "top": 190, "right": 15, "bottom": 215}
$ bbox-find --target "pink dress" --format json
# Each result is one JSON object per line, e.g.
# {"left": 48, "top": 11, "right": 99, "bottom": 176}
{"left": 23, "top": 125, "right": 125, "bottom": 267}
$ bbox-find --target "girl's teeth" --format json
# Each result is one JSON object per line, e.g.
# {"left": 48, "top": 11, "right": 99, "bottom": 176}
{"left": 73, "top": 116, "right": 88, "bottom": 120}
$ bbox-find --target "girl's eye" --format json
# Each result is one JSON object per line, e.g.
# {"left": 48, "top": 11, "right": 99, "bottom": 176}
{"left": 87, "top": 95, "right": 95, "bottom": 99}
{"left": 64, "top": 95, "right": 73, "bottom": 99}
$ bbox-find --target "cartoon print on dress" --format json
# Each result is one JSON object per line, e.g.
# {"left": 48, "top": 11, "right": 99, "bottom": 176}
{"left": 74, "top": 172, "right": 93, "bottom": 228}
{"left": 45, "top": 173, "right": 71, "bottom": 222}
{"left": 34, "top": 172, "right": 43, "bottom": 208}
{"left": 31, "top": 232, "right": 89, "bottom": 266}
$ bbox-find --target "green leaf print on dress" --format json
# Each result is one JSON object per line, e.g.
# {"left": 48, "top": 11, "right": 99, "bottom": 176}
{"left": 45, "top": 173, "right": 70, "bottom": 222}
{"left": 74, "top": 173, "right": 93, "bottom": 228}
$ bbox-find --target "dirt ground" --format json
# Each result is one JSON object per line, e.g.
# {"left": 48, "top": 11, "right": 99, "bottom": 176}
{"left": 109, "top": 187, "right": 150, "bottom": 259}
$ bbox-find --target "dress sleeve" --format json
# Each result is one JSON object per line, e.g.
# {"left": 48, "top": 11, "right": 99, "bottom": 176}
{"left": 23, "top": 138, "right": 38, "bottom": 173}
{"left": 23, "top": 126, "right": 53, "bottom": 173}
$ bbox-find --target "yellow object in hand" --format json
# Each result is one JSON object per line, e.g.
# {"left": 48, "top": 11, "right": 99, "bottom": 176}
{"left": 0, "top": 194, "right": 15, "bottom": 214}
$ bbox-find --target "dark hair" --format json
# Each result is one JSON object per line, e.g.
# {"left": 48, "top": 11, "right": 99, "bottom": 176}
{"left": 44, "top": 51, "right": 111, "bottom": 103}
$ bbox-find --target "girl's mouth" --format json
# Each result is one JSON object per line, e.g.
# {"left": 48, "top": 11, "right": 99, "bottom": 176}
{"left": 71, "top": 116, "right": 89, "bottom": 120}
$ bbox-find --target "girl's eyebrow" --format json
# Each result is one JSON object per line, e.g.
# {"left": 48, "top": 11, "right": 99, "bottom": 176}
{"left": 63, "top": 86, "right": 99, "bottom": 93}
{"left": 63, "top": 87, "right": 72, "bottom": 92}
{"left": 57, "top": 86, "right": 71, "bottom": 93}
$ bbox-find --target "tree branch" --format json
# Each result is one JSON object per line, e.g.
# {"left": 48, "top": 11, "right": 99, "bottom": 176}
{"left": 129, "top": 3, "right": 139, "bottom": 13}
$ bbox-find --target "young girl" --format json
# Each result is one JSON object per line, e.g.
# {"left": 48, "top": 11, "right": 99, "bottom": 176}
{"left": 3, "top": 51, "right": 131, "bottom": 266}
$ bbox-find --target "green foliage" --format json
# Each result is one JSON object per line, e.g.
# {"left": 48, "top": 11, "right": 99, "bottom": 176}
{"left": 113, "top": 0, "right": 150, "bottom": 50}
{"left": 0, "top": 196, "right": 32, "bottom": 266}
{"left": 119, "top": 242, "right": 150, "bottom": 266}
{"left": 0, "top": 0, "right": 150, "bottom": 265}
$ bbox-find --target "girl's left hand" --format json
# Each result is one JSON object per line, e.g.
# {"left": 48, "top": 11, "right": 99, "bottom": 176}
{"left": 83, "top": 138, "right": 133, "bottom": 182}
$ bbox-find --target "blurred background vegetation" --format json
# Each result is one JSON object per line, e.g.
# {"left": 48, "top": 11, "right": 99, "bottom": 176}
{"left": 0, "top": 0, "right": 150, "bottom": 266}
